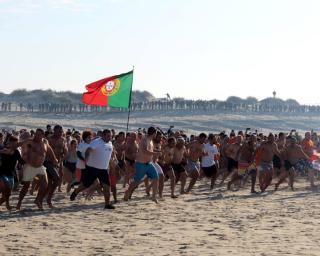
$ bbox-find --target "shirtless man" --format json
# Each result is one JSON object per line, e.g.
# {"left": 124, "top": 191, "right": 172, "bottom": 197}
{"left": 17, "top": 128, "right": 57, "bottom": 210}
{"left": 228, "top": 135, "right": 257, "bottom": 193}
{"left": 113, "top": 132, "right": 126, "bottom": 178}
{"left": 276, "top": 137, "right": 316, "bottom": 190}
{"left": 273, "top": 132, "right": 286, "bottom": 177}
{"left": 47, "top": 125, "right": 68, "bottom": 193}
{"left": 124, "top": 127, "right": 159, "bottom": 203}
{"left": 146, "top": 131, "right": 166, "bottom": 198}
{"left": 172, "top": 137, "right": 188, "bottom": 194}
{"left": 220, "top": 135, "right": 242, "bottom": 184}
{"left": 301, "top": 132, "right": 314, "bottom": 158}
{"left": 160, "top": 137, "right": 178, "bottom": 198}
{"left": 258, "top": 133, "right": 282, "bottom": 192}
{"left": 185, "top": 133, "right": 207, "bottom": 193}
{"left": 124, "top": 132, "right": 139, "bottom": 187}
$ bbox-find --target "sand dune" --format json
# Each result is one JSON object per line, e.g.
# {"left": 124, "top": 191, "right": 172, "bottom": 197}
{"left": 1, "top": 178, "right": 320, "bottom": 256}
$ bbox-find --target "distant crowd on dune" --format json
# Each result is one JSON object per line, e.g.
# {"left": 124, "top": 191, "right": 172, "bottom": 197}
{"left": 1, "top": 98, "right": 320, "bottom": 114}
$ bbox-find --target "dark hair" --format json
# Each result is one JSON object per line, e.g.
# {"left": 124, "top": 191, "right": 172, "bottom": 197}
{"left": 168, "top": 137, "right": 176, "bottom": 143}
{"left": 118, "top": 131, "right": 125, "bottom": 136}
{"left": 8, "top": 136, "right": 18, "bottom": 143}
{"left": 36, "top": 128, "right": 45, "bottom": 134}
{"left": 82, "top": 131, "right": 92, "bottom": 141}
{"left": 54, "top": 125, "right": 62, "bottom": 131}
{"left": 147, "top": 127, "right": 157, "bottom": 136}
{"left": 70, "top": 139, "right": 77, "bottom": 145}
{"left": 199, "top": 133, "right": 207, "bottom": 139}
{"left": 102, "top": 129, "right": 111, "bottom": 135}
{"left": 208, "top": 133, "right": 215, "bottom": 139}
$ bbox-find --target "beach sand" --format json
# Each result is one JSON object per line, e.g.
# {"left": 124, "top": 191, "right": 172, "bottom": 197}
{"left": 1, "top": 178, "right": 320, "bottom": 256}
{"left": 1, "top": 110, "right": 320, "bottom": 134}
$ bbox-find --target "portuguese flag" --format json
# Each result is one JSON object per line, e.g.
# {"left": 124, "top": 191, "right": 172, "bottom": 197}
{"left": 82, "top": 70, "right": 133, "bottom": 108}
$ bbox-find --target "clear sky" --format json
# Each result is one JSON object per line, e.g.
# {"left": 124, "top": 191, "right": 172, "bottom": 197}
{"left": 1, "top": 0, "right": 320, "bottom": 104}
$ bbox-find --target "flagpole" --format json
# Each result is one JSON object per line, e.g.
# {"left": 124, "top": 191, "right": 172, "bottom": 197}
{"left": 126, "top": 66, "right": 134, "bottom": 132}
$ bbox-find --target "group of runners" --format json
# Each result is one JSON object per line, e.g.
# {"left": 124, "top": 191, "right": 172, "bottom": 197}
{"left": 0, "top": 125, "right": 319, "bottom": 211}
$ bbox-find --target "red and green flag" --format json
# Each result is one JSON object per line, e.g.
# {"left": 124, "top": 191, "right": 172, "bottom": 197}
{"left": 82, "top": 70, "right": 133, "bottom": 108}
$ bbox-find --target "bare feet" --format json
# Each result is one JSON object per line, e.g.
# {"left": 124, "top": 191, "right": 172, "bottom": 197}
{"left": 34, "top": 200, "right": 44, "bottom": 211}
{"left": 151, "top": 197, "right": 158, "bottom": 204}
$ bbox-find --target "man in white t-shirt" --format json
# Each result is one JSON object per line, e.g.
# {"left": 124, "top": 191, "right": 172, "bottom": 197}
{"left": 70, "top": 129, "right": 115, "bottom": 209}
{"left": 201, "top": 134, "right": 219, "bottom": 189}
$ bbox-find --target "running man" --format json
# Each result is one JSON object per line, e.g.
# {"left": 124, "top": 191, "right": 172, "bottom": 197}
{"left": 17, "top": 128, "right": 56, "bottom": 210}
{"left": 70, "top": 129, "right": 115, "bottom": 209}
{"left": 124, "top": 127, "right": 159, "bottom": 203}
{"left": 185, "top": 133, "right": 207, "bottom": 193}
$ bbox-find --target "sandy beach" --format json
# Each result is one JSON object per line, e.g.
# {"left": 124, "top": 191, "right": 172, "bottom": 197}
{"left": 1, "top": 177, "right": 320, "bottom": 256}
{"left": 1, "top": 110, "right": 320, "bottom": 134}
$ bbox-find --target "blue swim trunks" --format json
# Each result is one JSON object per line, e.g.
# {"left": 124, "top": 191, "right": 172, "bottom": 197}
{"left": 134, "top": 162, "right": 159, "bottom": 182}
{"left": 294, "top": 159, "right": 313, "bottom": 174}
{"left": 0, "top": 175, "right": 14, "bottom": 189}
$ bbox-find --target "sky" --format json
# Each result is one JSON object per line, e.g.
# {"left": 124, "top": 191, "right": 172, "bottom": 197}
{"left": 0, "top": 0, "right": 320, "bottom": 104}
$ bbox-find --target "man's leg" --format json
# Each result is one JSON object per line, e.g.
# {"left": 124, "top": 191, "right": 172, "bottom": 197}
{"left": 158, "top": 173, "right": 164, "bottom": 198}
{"left": 16, "top": 181, "right": 31, "bottom": 210}
{"left": 124, "top": 181, "right": 139, "bottom": 201}
{"left": 167, "top": 170, "right": 177, "bottom": 198}
{"left": 210, "top": 168, "right": 218, "bottom": 190}
{"left": 275, "top": 170, "right": 289, "bottom": 191}
{"left": 288, "top": 169, "right": 295, "bottom": 190}
{"left": 101, "top": 183, "right": 114, "bottom": 209}
{"left": 35, "top": 174, "right": 48, "bottom": 210}
{"left": 179, "top": 172, "right": 187, "bottom": 194}
{"left": 250, "top": 171, "right": 257, "bottom": 193}
{"left": 308, "top": 168, "right": 315, "bottom": 188}
{"left": 186, "top": 170, "right": 199, "bottom": 193}
{"left": 46, "top": 169, "right": 60, "bottom": 208}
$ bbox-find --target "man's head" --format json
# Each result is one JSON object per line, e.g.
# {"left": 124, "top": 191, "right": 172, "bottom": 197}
{"left": 53, "top": 125, "right": 63, "bottom": 137}
{"left": 0, "top": 132, "right": 3, "bottom": 144}
{"left": 154, "top": 131, "right": 162, "bottom": 144}
{"left": 289, "top": 136, "right": 297, "bottom": 147}
{"left": 198, "top": 133, "right": 207, "bottom": 144}
{"left": 176, "top": 137, "right": 185, "bottom": 148}
{"left": 279, "top": 132, "right": 285, "bottom": 140}
{"left": 82, "top": 130, "right": 93, "bottom": 144}
{"left": 147, "top": 127, "right": 157, "bottom": 139}
{"left": 208, "top": 133, "right": 217, "bottom": 144}
{"left": 236, "top": 135, "right": 243, "bottom": 145}
{"left": 305, "top": 132, "right": 311, "bottom": 140}
{"left": 102, "top": 129, "right": 112, "bottom": 143}
{"left": 46, "top": 125, "right": 52, "bottom": 132}
{"left": 117, "top": 132, "right": 125, "bottom": 142}
{"left": 167, "top": 137, "right": 176, "bottom": 148}
{"left": 34, "top": 128, "right": 45, "bottom": 142}
{"left": 129, "top": 132, "right": 137, "bottom": 142}
{"left": 268, "top": 133, "right": 275, "bottom": 143}
{"left": 7, "top": 136, "right": 19, "bottom": 150}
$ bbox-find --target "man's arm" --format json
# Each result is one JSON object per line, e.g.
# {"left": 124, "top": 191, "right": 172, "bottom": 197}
{"left": 46, "top": 142, "right": 58, "bottom": 165}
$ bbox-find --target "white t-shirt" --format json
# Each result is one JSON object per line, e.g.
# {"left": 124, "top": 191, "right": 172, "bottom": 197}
{"left": 76, "top": 141, "right": 91, "bottom": 169}
{"left": 201, "top": 143, "right": 219, "bottom": 168}
{"left": 86, "top": 138, "right": 113, "bottom": 170}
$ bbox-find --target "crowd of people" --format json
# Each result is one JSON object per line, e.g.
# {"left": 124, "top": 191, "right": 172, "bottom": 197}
{"left": 0, "top": 125, "right": 319, "bottom": 211}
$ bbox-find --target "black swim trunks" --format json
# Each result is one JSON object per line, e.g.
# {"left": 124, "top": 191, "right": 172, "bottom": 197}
{"left": 44, "top": 160, "right": 60, "bottom": 180}
{"left": 227, "top": 157, "right": 238, "bottom": 172}
{"left": 202, "top": 165, "right": 217, "bottom": 178}
{"left": 273, "top": 155, "right": 282, "bottom": 169}
{"left": 172, "top": 163, "right": 186, "bottom": 173}
{"left": 82, "top": 165, "right": 110, "bottom": 188}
